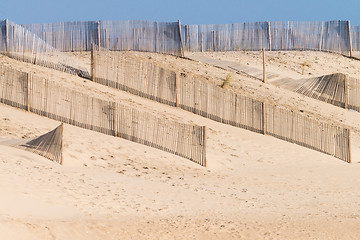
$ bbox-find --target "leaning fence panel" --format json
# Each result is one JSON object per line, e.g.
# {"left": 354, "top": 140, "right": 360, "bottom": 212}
{"left": 1, "top": 20, "right": 90, "bottom": 77}
{"left": 0, "top": 64, "right": 28, "bottom": 110}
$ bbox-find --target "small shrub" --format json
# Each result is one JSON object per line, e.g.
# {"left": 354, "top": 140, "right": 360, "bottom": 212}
{"left": 221, "top": 74, "right": 231, "bottom": 88}
{"left": 300, "top": 61, "right": 311, "bottom": 75}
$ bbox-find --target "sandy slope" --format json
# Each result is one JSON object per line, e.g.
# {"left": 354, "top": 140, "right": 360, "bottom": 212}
{"left": 1, "top": 50, "right": 360, "bottom": 239}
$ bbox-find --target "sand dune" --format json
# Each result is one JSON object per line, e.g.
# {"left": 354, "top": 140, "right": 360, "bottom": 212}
{"left": 1, "top": 50, "right": 360, "bottom": 239}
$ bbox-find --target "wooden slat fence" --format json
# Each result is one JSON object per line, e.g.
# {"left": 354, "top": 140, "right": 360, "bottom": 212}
{"left": 348, "top": 76, "right": 360, "bottom": 112}
{"left": 0, "top": 64, "right": 28, "bottom": 110}
{"left": 183, "top": 20, "right": 351, "bottom": 56}
{"left": 20, "top": 124, "right": 64, "bottom": 164}
{"left": 274, "top": 73, "right": 346, "bottom": 108}
{"left": 0, "top": 64, "right": 206, "bottom": 166}
{"left": 22, "top": 21, "right": 99, "bottom": 52}
{"left": 0, "top": 21, "right": 6, "bottom": 52}
{"left": 19, "top": 20, "right": 184, "bottom": 56}
{"left": 351, "top": 25, "right": 360, "bottom": 51}
{"left": 270, "top": 21, "right": 350, "bottom": 54}
{"left": 91, "top": 51, "right": 351, "bottom": 162}
{"left": 274, "top": 73, "right": 360, "bottom": 113}
{"left": 0, "top": 20, "right": 90, "bottom": 77}
{"left": 182, "top": 22, "right": 270, "bottom": 52}
{"left": 93, "top": 46, "right": 177, "bottom": 106}
{"left": 265, "top": 104, "right": 350, "bottom": 162}
{"left": 2, "top": 19, "right": 354, "bottom": 56}
{"left": 100, "top": 20, "right": 183, "bottom": 56}
{"left": 177, "top": 73, "right": 264, "bottom": 133}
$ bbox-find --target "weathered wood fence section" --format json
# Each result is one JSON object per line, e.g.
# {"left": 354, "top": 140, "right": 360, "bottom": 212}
{"left": 19, "top": 20, "right": 183, "bottom": 56}
{"left": 179, "top": 73, "right": 350, "bottom": 162}
{"left": 181, "top": 22, "right": 270, "bottom": 52}
{"left": 19, "top": 124, "right": 64, "bottom": 164}
{"left": 0, "top": 20, "right": 90, "bottom": 77}
{"left": 0, "top": 64, "right": 206, "bottom": 166}
{"left": 100, "top": 20, "right": 183, "bottom": 56}
{"left": 0, "top": 65, "right": 28, "bottom": 110}
{"left": 274, "top": 73, "right": 347, "bottom": 108}
{"left": 348, "top": 76, "right": 360, "bottom": 112}
{"left": 2, "top": 19, "right": 355, "bottom": 56}
{"left": 265, "top": 104, "right": 350, "bottom": 162}
{"left": 93, "top": 46, "right": 177, "bottom": 106}
{"left": 270, "top": 21, "right": 350, "bottom": 54}
{"left": 183, "top": 20, "right": 352, "bottom": 56}
{"left": 22, "top": 21, "right": 99, "bottom": 52}
{"left": 0, "top": 21, "right": 6, "bottom": 52}
{"left": 177, "top": 74, "right": 264, "bottom": 133}
{"left": 273, "top": 73, "right": 360, "bottom": 113}
{"left": 91, "top": 51, "right": 351, "bottom": 162}
{"left": 351, "top": 25, "right": 360, "bottom": 51}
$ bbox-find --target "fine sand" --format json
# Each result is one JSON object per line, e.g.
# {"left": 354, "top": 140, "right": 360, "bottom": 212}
{"left": 1, "top": 50, "right": 360, "bottom": 239}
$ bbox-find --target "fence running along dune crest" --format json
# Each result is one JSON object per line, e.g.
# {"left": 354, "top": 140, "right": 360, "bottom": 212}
{"left": 19, "top": 20, "right": 184, "bottom": 56}
{"left": 90, "top": 50, "right": 351, "bottom": 162}
{"left": 181, "top": 22, "right": 270, "bottom": 52}
{"left": 182, "top": 20, "right": 352, "bottom": 55}
{"left": 22, "top": 21, "right": 99, "bottom": 52}
{"left": 0, "top": 20, "right": 90, "bottom": 77}
{"left": 0, "top": 63, "right": 206, "bottom": 166}
{"left": 100, "top": 20, "right": 183, "bottom": 56}
{"left": 5, "top": 18, "right": 355, "bottom": 57}
{"left": 351, "top": 25, "right": 360, "bottom": 51}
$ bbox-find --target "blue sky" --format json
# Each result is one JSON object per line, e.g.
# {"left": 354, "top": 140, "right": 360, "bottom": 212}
{"left": 1, "top": 0, "right": 360, "bottom": 25}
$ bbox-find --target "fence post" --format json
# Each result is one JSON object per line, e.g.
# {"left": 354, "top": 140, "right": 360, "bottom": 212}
{"left": 186, "top": 25, "right": 189, "bottom": 52}
{"left": 113, "top": 102, "right": 118, "bottom": 137}
{"left": 5, "top": 19, "right": 9, "bottom": 57}
{"left": 178, "top": 20, "right": 184, "bottom": 57}
{"left": 27, "top": 73, "right": 31, "bottom": 111}
{"left": 175, "top": 73, "right": 179, "bottom": 107}
{"left": 319, "top": 23, "right": 323, "bottom": 51}
{"left": 97, "top": 21, "right": 101, "bottom": 48}
{"left": 348, "top": 129, "right": 351, "bottom": 163}
{"left": 344, "top": 74, "right": 348, "bottom": 109}
{"left": 347, "top": 21, "right": 353, "bottom": 58}
{"left": 212, "top": 31, "right": 216, "bottom": 51}
{"left": 91, "top": 43, "right": 95, "bottom": 82}
{"left": 262, "top": 102, "right": 267, "bottom": 135}
{"left": 60, "top": 123, "right": 64, "bottom": 165}
{"left": 202, "top": 126, "right": 207, "bottom": 167}
{"left": 267, "top": 21, "right": 272, "bottom": 51}
{"left": 262, "top": 48, "right": 266, "bottom": 83}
